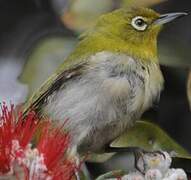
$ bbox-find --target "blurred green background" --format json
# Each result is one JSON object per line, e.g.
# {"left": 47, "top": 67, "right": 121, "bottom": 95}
{"left": 0, "top": 0, "right": 190, "bottom": 178}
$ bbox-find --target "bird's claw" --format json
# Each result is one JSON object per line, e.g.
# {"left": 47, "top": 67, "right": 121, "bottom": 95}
{"left": 133, "top": 148, "right": 166, "bottom": 174}
{"left": 104, "top": 146, "right": 166, "bottom": 174}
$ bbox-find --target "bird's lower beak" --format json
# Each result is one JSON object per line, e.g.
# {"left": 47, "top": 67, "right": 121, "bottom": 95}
{"left": 153, "top": 12, "right": 188, "bottom": 25}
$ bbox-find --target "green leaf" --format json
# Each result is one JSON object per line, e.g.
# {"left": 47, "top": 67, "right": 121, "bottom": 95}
{"left": 87, "top": 153, "right": 115, "bottom": 163}
{"left": 110, "top": 121, "right": 191, "bottom": 172}
{"left": 74, "top": 165, "right": 91, "bottom": 180}
{"left": 88, "top": 120, "right": 190, "bottom": 164}
{"left": 111, "top": 121, "right": 189, "bottom": 157}
{"left": 77, "top": 171, "right": 89, "bottom": 180}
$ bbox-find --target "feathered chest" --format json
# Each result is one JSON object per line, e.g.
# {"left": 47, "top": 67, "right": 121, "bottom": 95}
{"left": 45, "top": 52, "right": 163, "bottom": 125}
{"left": 88, "top": 52, "right": 164, "bottom": 116}
{"left": 42, "top": 51, "right": 164, "bottom": 152}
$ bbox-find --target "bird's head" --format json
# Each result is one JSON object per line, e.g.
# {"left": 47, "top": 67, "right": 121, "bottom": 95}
{"left": 75, "top": 7, "right": 187, "bottom": 62}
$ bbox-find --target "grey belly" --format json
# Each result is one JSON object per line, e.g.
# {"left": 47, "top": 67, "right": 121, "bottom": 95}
{"left": 44, "top": 66, "right": 145, "bottom": 153}
{"left": 44, "top": 78, "right": 142, "bottom": 153}
{"left": 41, "top": 52, "right": 163, "bottom": 154}
{"left": 77, "top": 119, "right": 136, "bottom": 153}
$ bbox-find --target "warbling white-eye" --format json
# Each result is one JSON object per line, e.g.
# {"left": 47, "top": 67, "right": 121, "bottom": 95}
{"left": 24, "top": 7, "right": 187, "bottom": 155}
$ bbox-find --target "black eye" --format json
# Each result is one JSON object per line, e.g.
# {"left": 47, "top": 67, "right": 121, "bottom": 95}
{"left": 131, "top": 16, "right": 148, "bottom": 31}
{"left": 135, "top": 19, "right": 145, "bottom": 27}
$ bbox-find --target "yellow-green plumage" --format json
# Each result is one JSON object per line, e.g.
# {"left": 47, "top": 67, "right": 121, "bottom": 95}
{"left": 24, "top": 7, "right": 187, "bottom": 154}
{"left": 68, "top": 7, "right": 161, "bottom": 62}
{"left": 25, "top": 8, "right": 160, "bottom": 110}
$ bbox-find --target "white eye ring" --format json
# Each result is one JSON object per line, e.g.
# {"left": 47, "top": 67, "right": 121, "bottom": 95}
{"left": 131, "top": 16, "right": 148, "bottom": 31}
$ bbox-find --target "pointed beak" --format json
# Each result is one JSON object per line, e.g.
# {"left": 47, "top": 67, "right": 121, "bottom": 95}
{"left": 153, "top": 12, "right": 188, "bottom": 25}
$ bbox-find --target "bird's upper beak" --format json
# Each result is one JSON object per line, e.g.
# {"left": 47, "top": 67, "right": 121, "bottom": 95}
{"left": 153, "top": 12, "right": 188, "bottom": 25}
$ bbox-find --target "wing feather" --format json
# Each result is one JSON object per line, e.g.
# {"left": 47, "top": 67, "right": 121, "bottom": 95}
{"left": 23, "top": 62, "right": 88, "bottom": 116}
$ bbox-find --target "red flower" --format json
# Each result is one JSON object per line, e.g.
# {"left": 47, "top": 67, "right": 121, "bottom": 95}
{"left": 36, "top": 121, "right": 75, "bottom": 180}
{"left": 0, "top": 103, "right": 38, "bottom": 174}
{"left": 0, "top": 103, "right": 78, "bottom": 179}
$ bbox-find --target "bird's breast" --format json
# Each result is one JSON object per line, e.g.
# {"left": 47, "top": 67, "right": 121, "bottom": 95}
{"left": 44, "top": 51, "right": 163, "bottom": 152}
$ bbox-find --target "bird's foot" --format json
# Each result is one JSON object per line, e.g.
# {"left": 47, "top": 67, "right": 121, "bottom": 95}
{"left": 133, "top": 148, "right": 166, "bottom": 174}
{"left": 105, "top": 146, "right": 165, "bottom": 174}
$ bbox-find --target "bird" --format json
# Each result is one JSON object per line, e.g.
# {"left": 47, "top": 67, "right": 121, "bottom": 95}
{"left": 23, "top": 7, "right": 187, "bottom": 156}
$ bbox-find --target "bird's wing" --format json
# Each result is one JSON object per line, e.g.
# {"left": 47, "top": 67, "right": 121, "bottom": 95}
{"left": 23, "top": 61, "right": 88, "bottom": 116}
